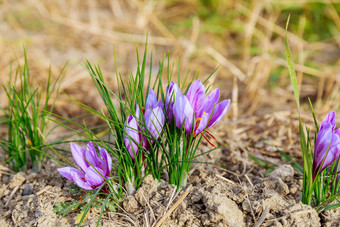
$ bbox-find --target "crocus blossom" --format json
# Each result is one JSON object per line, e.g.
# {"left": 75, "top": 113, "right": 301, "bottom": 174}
{"left": 165, "top": 81, "right": 181, "bottom": 121}
{"left": 58, "top": 142, "right": 112, "bottom": 190}
{"left": 124, "top": 89, "right": 165, "bottom": 159}
{"left": 171, "top": 80, "right": 230, "bottom": 136}
{"left": 313, "top": 111, "right": 340, "bottom": 179}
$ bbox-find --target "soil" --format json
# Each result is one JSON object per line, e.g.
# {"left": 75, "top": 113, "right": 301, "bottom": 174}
{"left": 1, "top": 110, "right": 340, "bottom": 227}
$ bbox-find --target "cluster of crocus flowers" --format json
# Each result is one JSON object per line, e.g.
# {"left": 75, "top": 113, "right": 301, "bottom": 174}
{"left": 59, "top": 80, "right": 231, "bottom": 192}
{"left": 312, "top": 111, "right": 340, "bottom": 180}
{"left": 167, "top": 80, "right": 230, "bottom": 143}
{"left": 124, "top": 89, "right": 165, "bottom": 160}
{"left": 58, "top": 142, "right": 112, "bottom": 190}
{"left": 160, "top": 80, "right": 231, "bottom": 188}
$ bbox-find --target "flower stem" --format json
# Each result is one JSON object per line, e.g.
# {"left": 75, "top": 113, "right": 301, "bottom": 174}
{"left": 180, "top": 171, "right": 188, "bottom": 189}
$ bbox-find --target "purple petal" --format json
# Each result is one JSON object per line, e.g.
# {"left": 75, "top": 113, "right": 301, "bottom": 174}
{"left": 173, "top": 94, "right": 194, "bottom": 134}
{"left": 58, "top": 167, "right": 83, "bottom": 182}
{"left": 155, "top": 100, "right": 163, "bottom": 109}
{"left": 124, "top": 115, "right": 141, "bottom": 159}
{"left": 330, "top": 130, "right": 340, "bottom": 150}
{"left": 313, "top": 122, "right": 334, "bottom": 173}
{"left": 145, "top": 106, "right": 165, "bottom": 140}
{"left": 186, "top": 80, "right": 205, "bottom": 118}
{"left": 203, "top": 88, "right": 220, "bottom": 115}
{"left": 165, "top": 82, "right": 181, "bottom": 105}
{"left": 317, "top": 132, "right": 340, "bottom": 173}
{"left": 98, "top": 146, "right": 112, "bottom": 177}
{"left": 58, "top": 167, "right": 93, "bottom": 190}
{"left": 70, "top": 143, "right": 89, "bottom": 172}
{"left": 321, "top": 111, "right": 336, "bottom": 131}
{"left": 146, "top": 89, "right": 158, "bottom": 108}
{"left": 321, "top": 130, "right": 340, "bottom": 170}
{"left": 328, "top": 132, "right": 340, "bottom": 160}
{"left": 135, "top": 104, "right": 141, "bottom": 120}
{"left": 84, "top": 166, "right": 105, "bottom": 188}
{"left": 72, "top": 170, "right": 93, "bottom": 190}
{"left": 333, "top": 130, "right": 340, "bottom": 181}
{"left": 85, "top": 142, "right": 100, "bottom": 168}
{"left": 194, "top": 112, "right": 210, "bottom": 135}
{"left": 207, "top": 99, "right": 231, "bottom": 128}
{"left": 165, "top": 82, "right": 181, "bottom": 121}
{"left": 334, "top": 128, "right": 340, "bottom": 137}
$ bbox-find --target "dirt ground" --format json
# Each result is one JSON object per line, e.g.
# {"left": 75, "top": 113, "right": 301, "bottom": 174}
{"left": 1, "top": 0, "right": 340, "bottom": 226}
{"left": 1, "top": 111, "right": 340, "bottom": 226}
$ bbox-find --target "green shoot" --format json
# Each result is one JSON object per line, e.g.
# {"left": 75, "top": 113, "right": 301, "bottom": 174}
{"left": 0, "top": 47, "right": 67, "bottom": 172}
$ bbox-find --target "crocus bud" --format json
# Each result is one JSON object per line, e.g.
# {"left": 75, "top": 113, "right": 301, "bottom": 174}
{"left": 165, "top": 82, "right": 181, "bottom": 122}
{"left": 313, "top": 112, "right": 340, "bottom": 179}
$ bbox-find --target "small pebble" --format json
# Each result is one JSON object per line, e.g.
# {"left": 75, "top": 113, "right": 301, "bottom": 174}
{"left": 23, "top": 184, "right": 34, "bottom": 195}
{"left": 26, "top": 173, "right": 38, "bottom": 181}
{"left": 2, "top": 175, "right": 10, "bottom": 183}
{"left": 289, "top": 183, "right": 298, "bottom": 194}
{"left": 35, "top": 209, "right": 43, "bottom": 217}
{"left": 22, "top": 194, "right": 37, "bottom": 201}
{"left": 266, "top": 145, "right": 277, "bottom": 152}
{"left": 123, "top": 195, "right": 139, "bottom": 213}
{"left": 269, "top": 165, "right": 294, "bottom": 182}
{"left": 255, "top": 141, "right": 264, "bottom": 148}
{"left": 9, "top": 172, "right": 26, "bottom": 189}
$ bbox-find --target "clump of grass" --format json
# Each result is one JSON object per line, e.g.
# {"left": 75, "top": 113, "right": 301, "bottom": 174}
{"left": 286, "top": 18, "right": 340, "bottom": 212}
{"left": 0, "top": 47, "right": 67, "bottom": 172}
{"left": 50, "top": 43, "right": 166, "bottom": 225}
{"left": 52, "top": 41, "right": 231, "bottom": 225}
{"left": 83, "top": 42, "right": 230, "bottom": 191}
{"left": 83, "top": 43, "right": 167, "bottom": 195}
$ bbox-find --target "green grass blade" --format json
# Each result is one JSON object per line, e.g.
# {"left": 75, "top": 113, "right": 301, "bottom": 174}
{"left": 285, "top": 16, "right": 300, "bottom": 112}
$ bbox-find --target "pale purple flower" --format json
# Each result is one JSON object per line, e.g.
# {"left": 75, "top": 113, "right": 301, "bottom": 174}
{"left": 313, "top": 111, "right": 340, "bottom": 179}
{"left": 58, "top": 142, "right": 112, "bottom": 190}
{"left": 124, "top": 89, "right": 165, "bottom": 159}
{"left": 172, "top": 80, "right": 230, "bottom": 136}
{"left": 165, "top": 82, "right": 181, "bottom": 121}
{"left": 146, "top": 89, "right": 163, "bottom": 110}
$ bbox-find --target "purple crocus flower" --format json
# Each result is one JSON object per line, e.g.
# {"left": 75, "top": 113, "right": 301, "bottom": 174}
{"left": 172, "top": 80, "right": 231, "bottom": 136}
{"left": 124, "top": 89, "right": 165, "bottom": 159}
{"left": 313, "top": 111, "right": 340, "bottom": 180}
{"left": 58, "top": 142, "right": 112, "bottom": 190}
{"left": 165, "top": 81, "right": 181, "bottom": 121}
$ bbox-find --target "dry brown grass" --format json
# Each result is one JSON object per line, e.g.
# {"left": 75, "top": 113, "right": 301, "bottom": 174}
{"left": 0, "top": 0, "right": 339, "bottom": 124}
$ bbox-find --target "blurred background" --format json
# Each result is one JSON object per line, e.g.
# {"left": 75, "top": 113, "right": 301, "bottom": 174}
{"left": 1, "top": 0, "right": 340, "bottom": 124}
